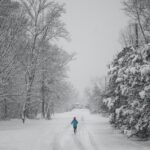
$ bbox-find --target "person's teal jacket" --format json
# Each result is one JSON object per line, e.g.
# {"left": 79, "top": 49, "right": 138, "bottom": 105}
{"left": 71, "top": 119, "right": 78, "bottom": 128}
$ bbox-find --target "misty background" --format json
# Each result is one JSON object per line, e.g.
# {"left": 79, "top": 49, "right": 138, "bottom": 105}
{"left": 59, "top": 0, "right": 129, "bottom": 98}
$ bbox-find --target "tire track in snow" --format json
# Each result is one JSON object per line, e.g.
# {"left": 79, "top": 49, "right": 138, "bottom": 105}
{"left": 72, "top": 135, "right": 86, "bottom": 150}
{"left": 51, "top": 125, "right": 71, "bottom": 150}
{"left": 73, "top": 116, "right": 99, "bottom": 150}
{"left": 51, "top": 123, "right": 87, "bottom": 150}
{"left": 51, "top": 111, "right": 99, "bottom": 150}
{"left": 83, "top": 120, "right": 99, "bottom": 150}
{"left": 88, "top": 131, "right": 99, "bottom": 150}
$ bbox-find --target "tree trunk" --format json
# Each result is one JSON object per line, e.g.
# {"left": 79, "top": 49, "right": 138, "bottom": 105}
{"left": 24, "top": 73, "right": 35, "bottom": 121}
{"left": 22, "top": 105, "right": 26, "bottom": 124}
{"left": 25, "top": 85, "right": 32, "bottom": 118}
{"left": 41, "top": 72, "right": 45, "bottom": 118}
{"left": 135, "top": 23, "right": 139, "bottom": 48}
{"left": 135, "top": 0, "right": 148, "bottom": 44}
{"left": 42, "top": 97, "right": 45, "bottom": 118}
{"left": 46, "top": 104, "right": 51, "bottom": 120}
{"left": 4, "top": 98, "right": 7, "bottom": 119}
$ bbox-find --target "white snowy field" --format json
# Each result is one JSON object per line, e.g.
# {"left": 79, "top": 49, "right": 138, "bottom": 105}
{"left": 0, "top": 109, "right": 150, "bottom": 150}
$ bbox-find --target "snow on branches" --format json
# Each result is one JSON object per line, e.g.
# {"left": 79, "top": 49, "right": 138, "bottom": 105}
{"left": 104, "top": 46, "right": 150, "bottom": 138}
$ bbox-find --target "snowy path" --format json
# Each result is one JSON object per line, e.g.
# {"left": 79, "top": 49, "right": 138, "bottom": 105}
{"left": 0, "top": 109, "right": 150, "bottom": 150}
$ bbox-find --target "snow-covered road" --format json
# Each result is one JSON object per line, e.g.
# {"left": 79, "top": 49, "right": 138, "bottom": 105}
{"left": 0, "top": 109, "right": 150, "bottom": 150}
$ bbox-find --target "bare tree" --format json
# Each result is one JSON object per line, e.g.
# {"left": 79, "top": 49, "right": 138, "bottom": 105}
{"left": 38, "top": 43, "right": 74, "bottom": 118}
{"left": 19, "top": 0, "right": 69, "bottom": 121}
{"left": 0, "top": 0, "right": 73, "bottom": 122}
{"left": 0, "top": 0, "right": 27, "bottom": 119}
{"left": 119, "top": 23, "right": 145, "bottom": 48}
{"left": 123, "top": 0, "right": 150, "bottom": 44}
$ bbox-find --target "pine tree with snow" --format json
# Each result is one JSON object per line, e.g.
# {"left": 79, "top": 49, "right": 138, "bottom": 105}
{"left": 105, "top": 45, "right": 150, "bottom": 138}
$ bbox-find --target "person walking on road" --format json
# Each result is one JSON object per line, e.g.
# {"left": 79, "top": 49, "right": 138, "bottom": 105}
{"left": 71, "top": 117, "right": 78, "bottom": 134}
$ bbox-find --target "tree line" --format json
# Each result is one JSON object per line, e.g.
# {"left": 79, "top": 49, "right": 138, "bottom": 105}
{"left": 0, "top": 0, "right": 75, "bottom": 122}
{"left": 86, "top": 0, "right": 150, "bottom": 139}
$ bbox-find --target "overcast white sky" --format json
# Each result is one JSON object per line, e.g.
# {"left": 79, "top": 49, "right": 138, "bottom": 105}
{"left": 58, "top": 0, "right": 129, "bottom": 95}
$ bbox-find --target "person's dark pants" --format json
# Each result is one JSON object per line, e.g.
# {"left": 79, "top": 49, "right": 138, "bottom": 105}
{"left": 73, "top": 126, "right": 77, "bottom": 134}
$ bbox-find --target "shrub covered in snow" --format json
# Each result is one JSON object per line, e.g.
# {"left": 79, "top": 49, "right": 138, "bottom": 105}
{"left": 105, "top": 46, "right": 150, "bottom": 138}
{"left": 103, "top": 98, "right": 115, "bottom": 110}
